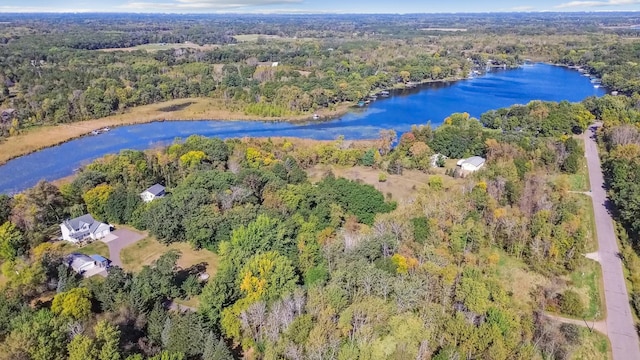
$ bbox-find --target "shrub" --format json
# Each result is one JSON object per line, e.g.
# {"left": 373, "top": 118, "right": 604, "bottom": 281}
{"left": 378, "top": 172, "right": 387, "bottom": 182}
{"left": 411, "top": 217, "right": 430, "bottom": 244}
{"left": 560, "top": 323, "right": 582, "bottom": 345}
{"left": 562, "top": 153, "right": 580, "bottom": 174}
{"left": 428, "top": 176, "right": 443, "bottom": 190}
{"left": 560, "top": 290, "right": 585, "bottom": 317}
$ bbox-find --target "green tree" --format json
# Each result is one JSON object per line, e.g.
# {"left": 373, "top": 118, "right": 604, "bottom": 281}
{"left": 1, "top": 309, "right": 68, "bottom": 360}
{"left": 203, "top": 332, "right": 233, "bottom": 360}
{"left": 0, "top": 194, "right": 11, "bottom": 224}
{"left": 95, "top": 320, "right": 121, "bottom": 360}
{"left": 68, "top": 335, "right": 97, "bottom": 360}
{"left": 0, "top": 221, "right": 27, "bottom": 261}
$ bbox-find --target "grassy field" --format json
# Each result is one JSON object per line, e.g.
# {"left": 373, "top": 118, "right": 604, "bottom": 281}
{"left": 307, "top": 164, "right": 462, "bottom": 202}
{"left": 233, "top": 34, "right": 312, "bottom": 42}
{"left": 559, "top": 193, "right": 605, "bottom": 320}
{"left": 572, "top": 327, "right": 611, "bottom": 360}
{"left": 580, "top": 195, "right": 599, "bottom": 253}
{"left": 97, "top": 42, "right": 218, "bottom": 52}
{"left": 120, "top": 236, "right": 219, "bottom": 275}
{"left": 565, "top": 259, "right": 605, "bottom": 320}
{"left": 571, "top": 137, "right": 591, "bottom": 192}
{"left": 307, "top": 165, "right": 430, "bottom": 201}
{"left": 0, "top": 98, "right": 352, "bottom": 166}
{"left": 569, "top": 171, "right": 591, "bottom": 192}
{"left": 494, "top": 251, "right": 550, "bottom": 310}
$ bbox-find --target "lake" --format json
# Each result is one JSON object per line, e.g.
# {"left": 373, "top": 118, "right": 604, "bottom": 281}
{"left": 0, "top": 63, "right": 605, "bottom": 194}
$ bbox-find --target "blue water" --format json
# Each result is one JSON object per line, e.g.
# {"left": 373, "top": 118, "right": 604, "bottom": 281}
{"left": 0, "top": 63, "right": 605, "bottom": 194}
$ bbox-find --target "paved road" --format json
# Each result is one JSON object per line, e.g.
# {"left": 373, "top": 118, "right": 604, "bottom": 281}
{"left": 100, "top": 228, "right": 145, "bottom": 267}
{"left": 584, "top": 124, "right": 640, "bottom": 360}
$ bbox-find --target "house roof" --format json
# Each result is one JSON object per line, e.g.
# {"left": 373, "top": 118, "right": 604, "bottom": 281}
{"left": 66, "top": 253, "right": 95, "bottom": 272}
{"left": 90, "top": 254, "right": 109, "bottom": 263}
{"left": 143, "top": 184, "right": 165, "bottom": 196}
{"left": 62, "top": 214, "right": 97, "bottom": 232}
{"left": 461, "top": 156, "right": 485, "bottom": 168}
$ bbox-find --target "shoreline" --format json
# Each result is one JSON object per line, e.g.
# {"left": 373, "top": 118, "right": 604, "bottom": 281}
{"left": 0, "top": 98, "right": 356, "bottom": 166}
{"left": 0, "top": 74, "right": 470, "bottom": 166}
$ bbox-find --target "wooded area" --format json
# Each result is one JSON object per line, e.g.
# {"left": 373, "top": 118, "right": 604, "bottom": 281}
{"left": 0, "top": 97, "right": 612, "bottom": 359}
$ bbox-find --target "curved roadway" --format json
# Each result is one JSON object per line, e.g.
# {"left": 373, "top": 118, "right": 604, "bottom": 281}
{"left": 584, "top": 124, "right": 640, "bottom": 360}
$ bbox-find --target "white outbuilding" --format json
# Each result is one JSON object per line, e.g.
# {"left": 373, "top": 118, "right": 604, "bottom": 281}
{"left": 456, "top": 156, "right": 486, "bottom": 172}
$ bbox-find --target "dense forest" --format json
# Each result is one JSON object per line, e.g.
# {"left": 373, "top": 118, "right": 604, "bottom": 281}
{"left": 3, "top": 13, "right": 640, "bottom": 137}
{"left": 0, "top": 97, "right": 614, "bottom": 359}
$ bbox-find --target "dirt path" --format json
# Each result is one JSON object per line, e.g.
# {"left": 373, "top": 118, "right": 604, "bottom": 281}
{"left": 543, "top": 312, "right": 607, "bottom": 334}
{"left": 583, "top": 123, "right": 640, "bottom": 360}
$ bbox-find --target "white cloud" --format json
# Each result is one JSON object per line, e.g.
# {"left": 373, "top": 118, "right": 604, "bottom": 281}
{"left": 556, "top": 0, "right": 640, "bottom": 8}
{"left": 0, "top": 5, "right": 93, "bottom": 12}
{"left": 120, "top": 0, "right": 303, "bottom": 11}
{"left": 511, "top": 5, "right": 535, "bottom": 11}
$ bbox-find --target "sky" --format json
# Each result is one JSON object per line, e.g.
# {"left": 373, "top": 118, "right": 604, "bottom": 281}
{"left": 3, "top": 0, "right": 640, "bottom": 13}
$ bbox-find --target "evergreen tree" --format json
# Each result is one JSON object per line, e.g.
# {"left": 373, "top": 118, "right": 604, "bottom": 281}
{"left": 95, "top": 320, "right": 121, "bottom": 360}
{"left": 203, "top": 332, "right": 233, "bottom": 360}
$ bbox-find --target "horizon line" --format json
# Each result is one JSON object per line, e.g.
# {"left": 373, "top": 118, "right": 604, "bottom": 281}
{"left": 1, "top": 10, "right": 640, "bottom": 15}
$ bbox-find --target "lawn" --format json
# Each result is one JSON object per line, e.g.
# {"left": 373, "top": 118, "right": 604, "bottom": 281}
{"left": 565, "top": 259, "right": 605, "bottom": 320}
{"left": 120, "top": 237, "right": 219, "bottom": 275}
{"left": 581, "top": 196, "right": 599, "bottom": 253}
{"left": 54, "top": 240, "right": 110, "bottom": 258}
{"left": 569, "top": 137, "right": 591, "bottom": 192}
{"left": 568, "top": 171, "right": 590, "bottom": 192}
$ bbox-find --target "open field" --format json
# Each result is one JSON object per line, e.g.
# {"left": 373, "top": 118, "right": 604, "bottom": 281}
{"left": 120, "top": 236, "right": 219, "bottom": 274}
{"left": 0, "top": 98, "right": 353, "bottom": 166}
{"left": 420, "top": 28, "right": 468, "bottom": 32}
{"left": 233, "top": 34, "right": 312, "bottom": 42}
{"left": 97, "top": 42, "right": 219, "bottom": 52}
{"left": 308, "top": 165, "right": 430, "bottom": 202}
{"left": 494, "top": 251, "right": 550, "bottom": 310}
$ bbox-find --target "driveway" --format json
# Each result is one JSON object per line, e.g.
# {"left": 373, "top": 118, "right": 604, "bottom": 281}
{"left": 584, "top": 124, "right": 640, "bottom": 360}
{"left": 100, "top": 228, "right": 146, "bottom": 267}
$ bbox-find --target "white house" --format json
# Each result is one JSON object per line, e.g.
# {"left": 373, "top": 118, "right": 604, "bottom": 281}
{"left": 456, "top": 156, "right": 486, "bottom": 173}
{"left": 140, "top": 184, "right": 166, "bottom": 203}
{"left": 66, "top": 253, "right": 109, "bottom": 277}
{"left": 60, "top": 214, "right": 111, "bottom": 243}
{"left": 430, "top": 153, "right": 448, "bottom": 168}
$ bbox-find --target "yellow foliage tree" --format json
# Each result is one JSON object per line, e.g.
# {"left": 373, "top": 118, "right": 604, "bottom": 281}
{"left": 83, "top": 184, "right": 113, "bottom": 220}
{"left": 52, "top": 287, "right": 92, "bottom": 320}
{"left": 179, "top": 150, "right": 207, "bottom": 167}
